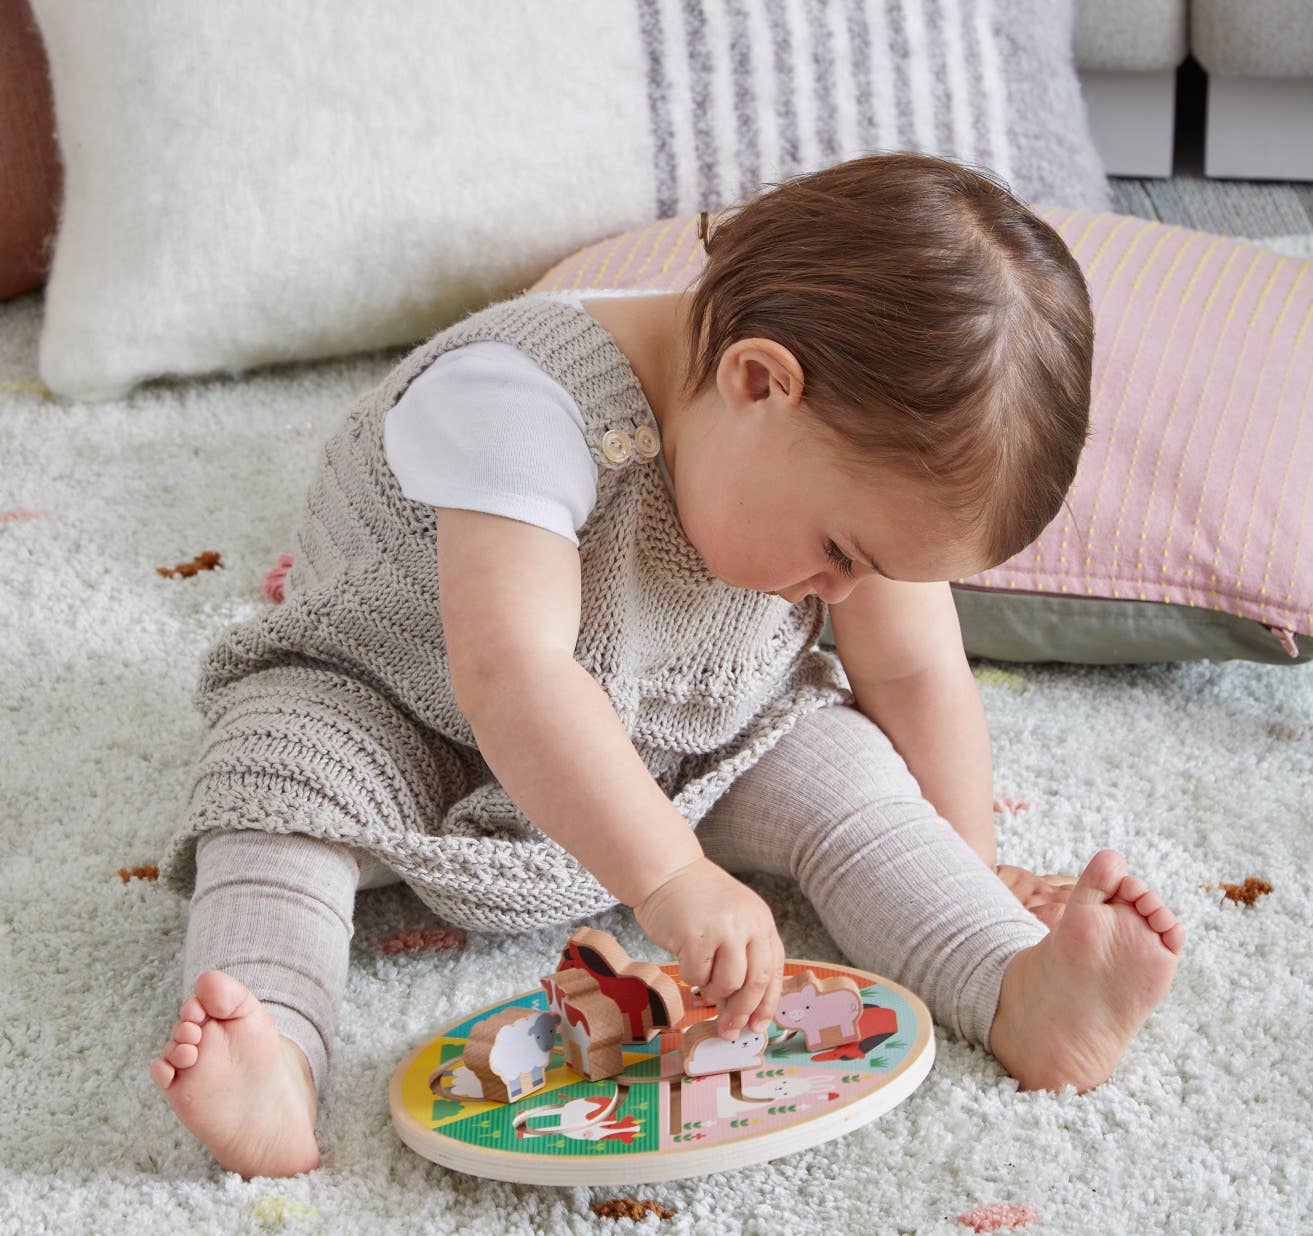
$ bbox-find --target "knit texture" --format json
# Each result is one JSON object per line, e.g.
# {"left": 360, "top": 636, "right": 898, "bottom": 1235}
{"left": 159, "top": 293, "right": 854, "bottom": 932}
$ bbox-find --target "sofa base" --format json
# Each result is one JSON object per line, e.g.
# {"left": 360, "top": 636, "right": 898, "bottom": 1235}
{"left": 1078, "top": 69, "right": 1177, "bottom": 179}
{"left": 1204, "top": 76, "right": 1313, "bottom": 181}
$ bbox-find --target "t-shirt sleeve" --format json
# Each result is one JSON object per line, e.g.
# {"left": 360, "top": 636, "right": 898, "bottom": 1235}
{"left": 383, "top": 340, "right": 598, "bottom": 547}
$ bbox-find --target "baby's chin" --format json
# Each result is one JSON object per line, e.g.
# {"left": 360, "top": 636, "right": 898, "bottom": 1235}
{"left": 693, "top": 542, "right": 789, "bottom": 598}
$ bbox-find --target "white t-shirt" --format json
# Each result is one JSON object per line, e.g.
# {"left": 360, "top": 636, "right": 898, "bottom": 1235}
{"left": 383, "top": 293, "right": 672, "bottom": 546}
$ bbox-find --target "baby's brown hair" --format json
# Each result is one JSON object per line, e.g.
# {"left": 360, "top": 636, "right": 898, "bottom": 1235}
{"left": 681, "top": 151, "right": 1094, "bottom": 570}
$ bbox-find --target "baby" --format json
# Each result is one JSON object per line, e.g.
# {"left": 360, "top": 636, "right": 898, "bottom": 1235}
{"left": 149, "top": 151, "right": 1184, "bottom": 1179}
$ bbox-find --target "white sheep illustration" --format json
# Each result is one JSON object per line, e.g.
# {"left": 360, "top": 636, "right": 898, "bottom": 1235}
{"left": 487, "top": 1010, "right": 559, "bottom": 1099}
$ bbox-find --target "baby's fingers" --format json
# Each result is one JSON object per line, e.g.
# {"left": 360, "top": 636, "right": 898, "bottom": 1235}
{"left": 703, "top": 939, "right": 748, "bottom": 1027}
{"left": 676, "top": 936, "right": 719, "bottom": 993}
{"left": 716, "top": 933, "right": 777, "bottom": 1040}
{"left": 748, "top": 933, "right": 785, "bottom": 1034}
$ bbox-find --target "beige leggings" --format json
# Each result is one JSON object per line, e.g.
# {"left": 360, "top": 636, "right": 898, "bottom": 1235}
{"left": 181, "top": 701, "right": 1048, "bottom": 1092}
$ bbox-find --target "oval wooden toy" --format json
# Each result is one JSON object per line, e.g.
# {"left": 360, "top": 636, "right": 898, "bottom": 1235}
{"left": 391, "top": 956, "right": 934, "bottom": 1184}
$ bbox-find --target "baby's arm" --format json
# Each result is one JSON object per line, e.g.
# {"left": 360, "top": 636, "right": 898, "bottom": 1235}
{"left": 831, "top": 578, "right": 1077, "bottom": 921}
{"left": 829, "top": 577, "right": 996, "bottom": 866}
{"left": 437, "top": 508, "right": 786, "bottom": 1033}
{"left": 855, "top": 663, "right": 997, "bottom": 867}
{"left": 460, "top": 639, "right": 785, "bottom": 1032}
{"left": 438, "top": 507, "right": 701, "bottom": 905}
{"left": 456, "top": 623, "right": 704, "bottom": 907}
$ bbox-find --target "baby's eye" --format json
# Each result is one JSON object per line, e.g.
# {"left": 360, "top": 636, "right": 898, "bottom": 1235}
{"left": 825, "top": 540, "right": 855, "bottom": 578}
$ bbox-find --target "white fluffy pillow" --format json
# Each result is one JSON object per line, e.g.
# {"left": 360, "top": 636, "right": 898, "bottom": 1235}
{"left": 30, "top": 0, "right": 1107, "bottom": 401}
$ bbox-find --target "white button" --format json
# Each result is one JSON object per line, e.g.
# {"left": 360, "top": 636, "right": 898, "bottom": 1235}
{"left": 601, "top": 428, "right": 634, "bottom": 464}
{"left": 634, "top": 424, "right": 660, "bottom": 459}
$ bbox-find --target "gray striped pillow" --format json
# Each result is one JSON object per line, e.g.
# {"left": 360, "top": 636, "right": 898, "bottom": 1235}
{"left": 32, "top": 0, "right": 1108, "bottom": 401}
{"left": 637, "top": 0, "right": 1109, "bottom": 216}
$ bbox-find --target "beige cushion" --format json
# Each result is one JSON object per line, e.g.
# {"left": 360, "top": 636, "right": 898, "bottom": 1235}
{"left": 1192, "top": 0, "right": 1313, "bottom": 78}
{"left": 1073, "top": 0, "right": 1187, "bottom": 74}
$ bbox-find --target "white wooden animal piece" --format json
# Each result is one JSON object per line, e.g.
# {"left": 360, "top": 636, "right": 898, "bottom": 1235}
{"left": 679, "top": 1017, "right": 768, "bottom": 1078}
{"left": 462, "top": 1006, "right": 561, "bottom": 1103}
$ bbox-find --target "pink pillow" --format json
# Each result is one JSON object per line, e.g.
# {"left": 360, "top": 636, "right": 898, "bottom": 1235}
{"left": 529, "top": 209, "right": 1312, "bottom": 665}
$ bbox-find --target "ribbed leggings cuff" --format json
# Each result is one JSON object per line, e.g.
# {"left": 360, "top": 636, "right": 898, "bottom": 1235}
{"left": 180, "top": 828, "right": 360, "bottom": 1094}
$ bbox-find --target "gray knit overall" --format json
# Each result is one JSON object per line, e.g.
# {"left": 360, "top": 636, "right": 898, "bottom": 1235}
{"left": 160, "top": 293, "right": 854, "bottom": 933}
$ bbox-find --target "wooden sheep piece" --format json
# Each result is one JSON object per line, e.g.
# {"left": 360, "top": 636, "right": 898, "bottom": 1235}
{"left": 540, "top": 967, "right": 628, "bottom": 1081}
{"left": 555, "top": 926, "right": 684, "bottom": 1042}
{"left": 679, "top": 1017, "right": 769, "bottom": 1078}
{"left": 773, "top": 970, "right": 863, "bottom": 1050}
{"left": 461, "top": 1006, "right": 561, "bottom": 1103}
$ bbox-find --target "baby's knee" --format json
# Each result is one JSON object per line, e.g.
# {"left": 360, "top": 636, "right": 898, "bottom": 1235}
{"left": 789, "top": 703, "right": 927, "bottom": 803}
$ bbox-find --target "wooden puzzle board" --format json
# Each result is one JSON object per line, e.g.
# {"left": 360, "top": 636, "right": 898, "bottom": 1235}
{"left": 389, "top": 957, "right": 934, "bottom": 1185}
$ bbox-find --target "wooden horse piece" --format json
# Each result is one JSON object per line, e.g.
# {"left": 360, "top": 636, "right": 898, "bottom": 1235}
{"left": 555, "top": 926, "right": 685, "bottom": 1042}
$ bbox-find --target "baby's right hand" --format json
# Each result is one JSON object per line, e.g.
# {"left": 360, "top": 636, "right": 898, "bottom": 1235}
{"left": 632, "top": 855, "right": 785, "bottom": 1040}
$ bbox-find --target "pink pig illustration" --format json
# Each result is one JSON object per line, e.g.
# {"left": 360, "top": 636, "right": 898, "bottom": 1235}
{"left": 773, "top": 970, "right": 863, "bottom": 1050}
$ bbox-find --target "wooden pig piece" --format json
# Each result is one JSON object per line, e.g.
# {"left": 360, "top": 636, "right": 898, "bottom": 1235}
{"left": 462, "top": 1006, "right": 560, "bottom": 1103}
{"left": 773, "top": 970, "right": 863, "bottom": 1050}
{"left": 680, "top": 1018, "right": 769, "bottom": 1078}
{"left": 540, "top": 967, "right": 627, "bottom": 1081}
{"left": 556, "top": 926, "right": 684, "bottom": 1042}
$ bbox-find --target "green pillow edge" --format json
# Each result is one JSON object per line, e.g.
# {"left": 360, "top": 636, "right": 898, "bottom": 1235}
{"left": 817, "top": 589, "right": 1313, "bottom": 666}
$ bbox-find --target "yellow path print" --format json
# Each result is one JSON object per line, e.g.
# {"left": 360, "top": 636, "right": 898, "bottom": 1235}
{"left": 971, "top": 665, "right": 1028, "bottom": 693}
{"left": 0, "top": 380, "right": 52, "bottom": 398}
{"left": 251, "top": 1195, "right": 318, "bottom": 1226}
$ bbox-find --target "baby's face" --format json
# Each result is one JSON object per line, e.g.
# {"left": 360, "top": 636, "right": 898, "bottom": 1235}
{"left": 667, "top": 342, "right": 991, "bottom": 600}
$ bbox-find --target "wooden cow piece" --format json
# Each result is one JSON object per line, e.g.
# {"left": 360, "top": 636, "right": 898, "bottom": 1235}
{"left": 540, "top": 967, "right": 627, "bottom": 1081}
{"left": 556, "top": 926, "right": 685, "bottom": 1042}
{"left": 773, "top": 970, "right": 863, "bottom": 1050}
{"left": 462, "top": 1006, "right": 560, "bottom": 1103}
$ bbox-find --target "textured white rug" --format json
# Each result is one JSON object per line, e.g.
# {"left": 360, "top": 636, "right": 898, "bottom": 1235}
{"left": 1, "top": 242, "right": 1310, "bottom": 1234}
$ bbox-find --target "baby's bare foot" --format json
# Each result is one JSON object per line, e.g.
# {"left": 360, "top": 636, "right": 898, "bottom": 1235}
{"left": 149, "top": 970, "right": 320, "bottom": 1178}
{"left": 989, "top": 849, "right": 1185, "bottom": 1093}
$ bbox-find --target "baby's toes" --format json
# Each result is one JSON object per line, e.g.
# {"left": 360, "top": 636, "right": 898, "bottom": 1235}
{"left": 1132, "top": 889, "right": 1164, "bottom": 920}
{"left": 173, "top": 1020, "right": 202, "bottom": 1047}
{"left": 1124, "top": 882, "right": 1186, "bottom": 953}
{"left": 1115, "top": 873, "right": 1150, "bottom": 904}
{"left": 179, "top": 994, "right": 208, "bottom": 1025}
{"left": 149, "top": 1056, "right": 176, "bottom": 1090}
{"left": 1145, "top": 904, "right": 1176, "bottom": 933}
{"left": 1161, "top": 920, "right": 1187, "bottom": 955}
{"left": 165, "top": 1038, "right": 199, "bottom": 1069}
